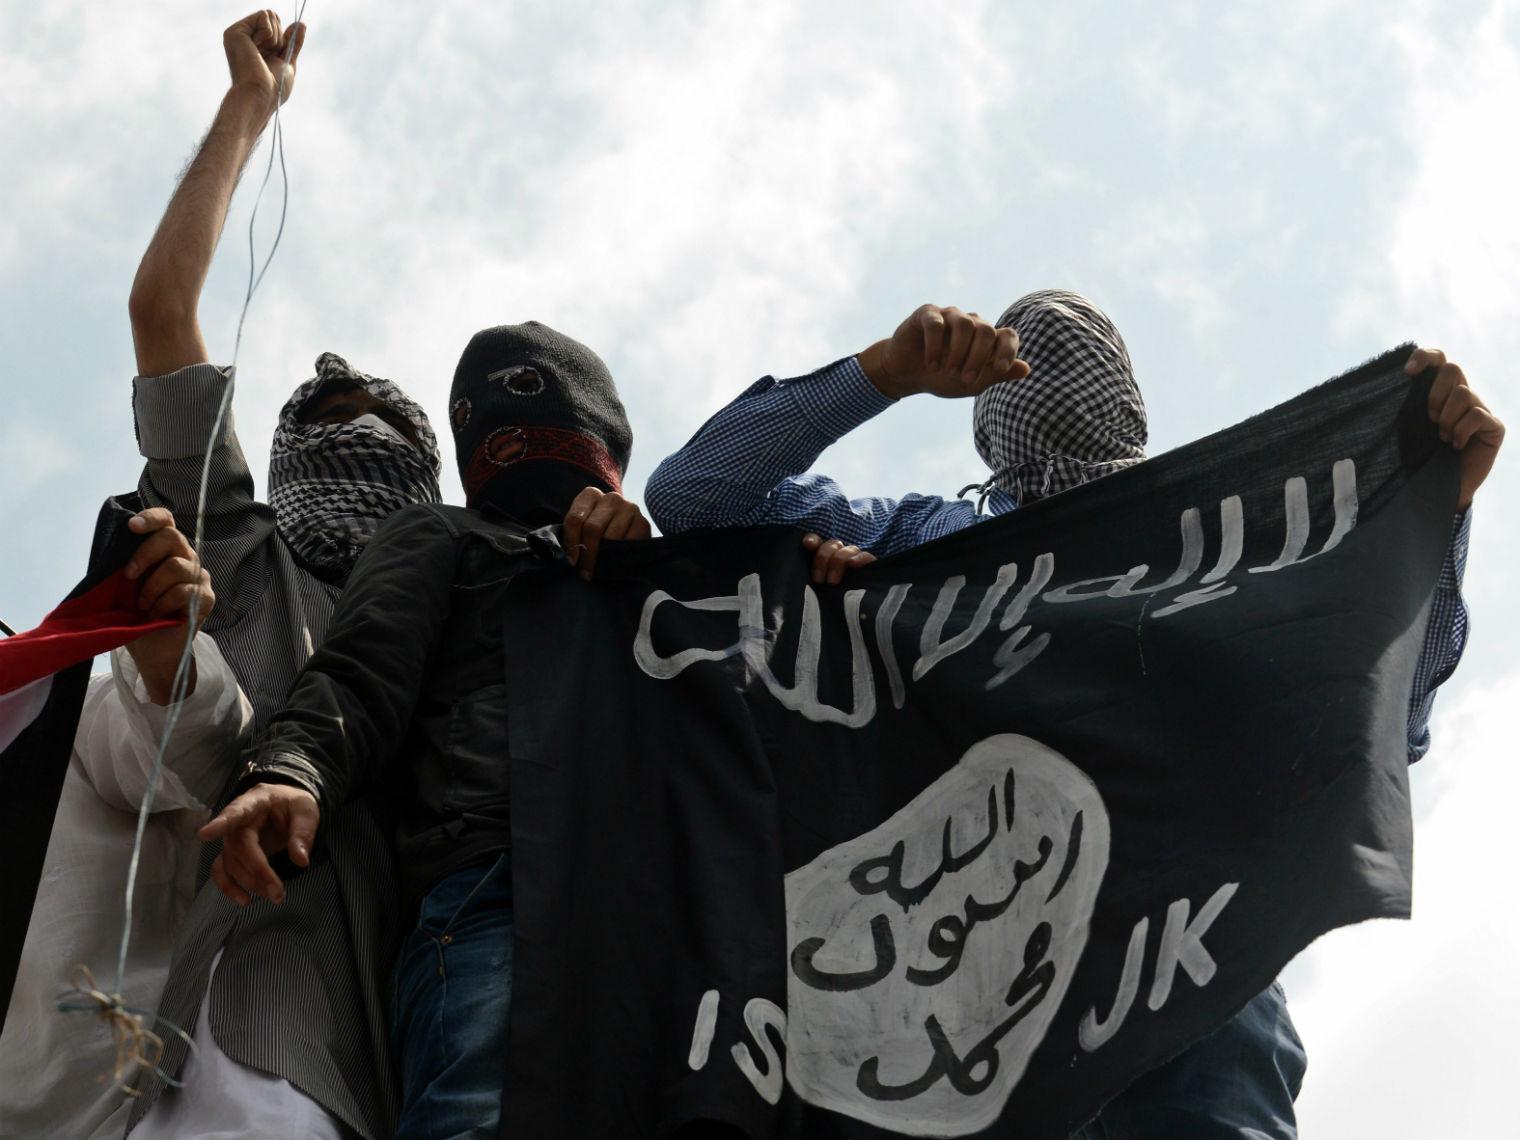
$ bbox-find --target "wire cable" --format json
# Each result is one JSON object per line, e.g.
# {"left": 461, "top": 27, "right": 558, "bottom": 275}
{"left": 57, "top": 2, "right": 312, "bottom": 1092}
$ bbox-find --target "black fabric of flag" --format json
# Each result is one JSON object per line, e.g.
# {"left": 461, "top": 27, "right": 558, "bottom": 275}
{"left": 496, "top": 345, "right": 1457, "bottom": 1139}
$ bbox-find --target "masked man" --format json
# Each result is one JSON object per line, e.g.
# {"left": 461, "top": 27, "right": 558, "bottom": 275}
{"left": 198, "top": 321, "right": 652, "bottom": 1140}
{"left": 122, "top": 14, "right": 447, "bottom": 1139}
{"left": 642, "top": 290, "right": 1501, "bottom": 1140}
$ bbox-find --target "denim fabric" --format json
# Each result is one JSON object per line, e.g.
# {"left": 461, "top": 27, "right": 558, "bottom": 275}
{"left": 1077, "top": 981, "right": 1306, "bottom": 1140}
{"left": 393, "top": 853, "right": 514, "bottom": 1140}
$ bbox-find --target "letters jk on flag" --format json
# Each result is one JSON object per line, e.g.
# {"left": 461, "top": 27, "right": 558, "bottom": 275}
{"left": 496, "top": 345, "right": 1458, "bottom": 1138}
{"left": 0, "top": 500, "right": 175, "bottom": 1031}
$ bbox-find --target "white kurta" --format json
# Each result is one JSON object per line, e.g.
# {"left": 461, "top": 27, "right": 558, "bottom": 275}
{"left": 0, "top": 636, "right": 252, "bottom": 1140}
{"left": 129, "top": 949, "right": 347, "bottom": 1140}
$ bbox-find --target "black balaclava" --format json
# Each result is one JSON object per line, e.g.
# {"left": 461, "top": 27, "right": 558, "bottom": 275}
{"left": 269, "top": 352, "right": 443, "bottom": 582}
{"left": 972, "top": 289, "right": 1148, "bottom": 503}
{"left": 449, "top": 321, "right": 633, "bottom": 527}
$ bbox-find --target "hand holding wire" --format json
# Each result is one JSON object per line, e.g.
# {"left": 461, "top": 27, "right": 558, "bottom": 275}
{"left": 224, "top": 10, "right": 308, "bottom": 109}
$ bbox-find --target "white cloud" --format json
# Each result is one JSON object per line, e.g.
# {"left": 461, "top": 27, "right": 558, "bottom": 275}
{"left": 187, "top": 0, "right": 1016, "bottom": 498}
{"left": 1283, "top": 7, "right": 1520, "bottom": 1135}
{"left": 1336, "top": 1, "right": 1520, "bottom": 355}
{"left": 1287, "top": 670, "right": 1520, "bottom": 1137}
{"left": 0, "top": 421, "right": 78, "bottom": 496}
{"left": 2, "top": 0, "right": 1011, "bottom": 506}
{"left": 1330, "top": 0, "right": 1518, "bottom": 657}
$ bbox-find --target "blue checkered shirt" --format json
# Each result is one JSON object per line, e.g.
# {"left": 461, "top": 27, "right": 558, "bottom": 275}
{"left": 645, "top": 356, "right": 1472, "bottom": 764}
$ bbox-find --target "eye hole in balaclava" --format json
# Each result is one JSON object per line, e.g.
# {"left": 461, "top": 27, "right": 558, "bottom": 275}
{"left": 491, "top": 365, "right": 546, "bottom": 397}
{"left": 269, "top": 352, "right": 443, "bottom": 583}
{"left": 972, "top": 289, "right": 1148, "bottom": 504}
{"left": 450, "top": 322, "right": 633, "bottom": 528}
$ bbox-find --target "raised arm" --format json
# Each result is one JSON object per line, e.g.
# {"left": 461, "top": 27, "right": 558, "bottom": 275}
{"left": 644, "top": 305, "right": 1026, "bottom": 555}
{"left": 128, "top": 11, "right": 306, "bottom": 376}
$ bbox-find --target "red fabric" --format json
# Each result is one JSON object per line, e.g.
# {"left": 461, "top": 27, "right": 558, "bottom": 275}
{"left": 0, "top": 569, "right": 180, "bottom": 694}
{"left": 462, "top": 425, "right": 625, "bottom": 501}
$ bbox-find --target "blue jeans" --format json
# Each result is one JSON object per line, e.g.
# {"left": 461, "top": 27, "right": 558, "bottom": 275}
{"left": 1078, "top": 981, "right": 1307, "bottom": 1139}
{"left": 392, "top": 853, "right": 515, "bottom": 1140}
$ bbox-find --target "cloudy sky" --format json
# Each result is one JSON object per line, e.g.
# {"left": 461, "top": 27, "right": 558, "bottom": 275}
{"left": 3, "top": 0, "right": 1516, "bottom": 1133}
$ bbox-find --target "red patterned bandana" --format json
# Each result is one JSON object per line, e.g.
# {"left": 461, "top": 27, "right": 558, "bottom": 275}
{"left": 463, "top": 425, "right": 624, "bottom": 507}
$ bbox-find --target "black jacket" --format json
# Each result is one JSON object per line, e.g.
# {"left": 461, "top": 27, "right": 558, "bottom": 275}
{"left": 247, "top": 502, "right": 546, "bottom": 902}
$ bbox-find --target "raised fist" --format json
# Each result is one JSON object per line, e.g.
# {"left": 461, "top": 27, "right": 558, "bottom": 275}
{"left": 860, "top": 304, "right": 1029, "bottom": 401}
{"left": 224, "top": 9, "right": 307, "bottom": 108}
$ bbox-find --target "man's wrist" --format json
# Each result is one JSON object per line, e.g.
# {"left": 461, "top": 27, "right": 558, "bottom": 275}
{"left": 237, "top": 758, "right": 325, "bottom": 816}
{"left": 217, "top": 84, "right": 275, "bottom": 138}
{"left": 857, "top": 339, "right": 908, "bottom": 401}
{"left": 128, "top": 644, "right": 198, "bottom": 705}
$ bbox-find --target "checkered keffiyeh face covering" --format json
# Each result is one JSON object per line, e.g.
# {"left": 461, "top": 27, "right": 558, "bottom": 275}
{"left": 269, "top": 352, "right": 443, "bottom": 581}
{"left": 972, "top": 290, "right": 1148, "bottom": 503}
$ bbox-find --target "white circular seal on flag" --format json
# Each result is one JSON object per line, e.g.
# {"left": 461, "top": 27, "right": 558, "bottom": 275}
{"left": 783, "top": 734, "right": 1111, "bottom": 1135}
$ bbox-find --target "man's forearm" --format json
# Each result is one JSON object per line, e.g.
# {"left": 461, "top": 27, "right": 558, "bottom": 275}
{"left": 129, "top": 85, "right": 273, "bottom": 376}
{"left": 127, "top": 636, "right": 198, "bottom": 705}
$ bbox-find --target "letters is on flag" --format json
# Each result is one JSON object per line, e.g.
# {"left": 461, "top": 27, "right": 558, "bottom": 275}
{"left": 496, "top": 345, "right": 1457, "bottom": 1138}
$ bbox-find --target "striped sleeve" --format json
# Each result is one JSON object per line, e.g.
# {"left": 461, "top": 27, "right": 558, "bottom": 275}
{"left": 645, "top": 357, "right": 985, "bottom": 555}
{"left": 1406, "top": 510, "right": 1472, "bottom": 763}
{"left": 133, "top": 363, "right": 278, "bottom": 628}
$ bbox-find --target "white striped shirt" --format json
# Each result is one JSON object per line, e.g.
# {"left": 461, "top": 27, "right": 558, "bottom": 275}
{"left": 125, "top": 363, "right": 399, "bottom": 1139}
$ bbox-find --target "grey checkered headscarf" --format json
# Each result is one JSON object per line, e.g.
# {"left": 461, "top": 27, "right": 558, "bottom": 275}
{"left": 972, "top": 289, "right": 1147, "bottom": 503}
{"left": 269, "top": 352, "right": 443, "bottom": 581}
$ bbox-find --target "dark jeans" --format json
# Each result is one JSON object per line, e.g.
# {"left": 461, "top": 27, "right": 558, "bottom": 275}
{"left": 1077, "top": 981, "right": 1307, "bottom": 1139}
{"left": 392, "top": 853, "right": 514, "bottom": 1140}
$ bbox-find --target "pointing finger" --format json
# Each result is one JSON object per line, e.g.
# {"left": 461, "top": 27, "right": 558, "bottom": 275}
{"left": 210, "top": 853, "right": 253, "bottom": 907}
{"left": 199, "top": 795, "right": 255, "bottom": 842}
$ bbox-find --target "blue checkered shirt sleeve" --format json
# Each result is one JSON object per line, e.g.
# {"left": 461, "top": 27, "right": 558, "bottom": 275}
{"left": 645, "top": 357, "right": 989, "bottom": 556}
{"left": 1406, "top": 510, "right": 1472, "bottom": 763}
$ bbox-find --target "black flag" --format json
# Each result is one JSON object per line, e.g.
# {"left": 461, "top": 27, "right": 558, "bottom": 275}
{"left": 499, "top": 345, "right": 1456, "bottom": 1138}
